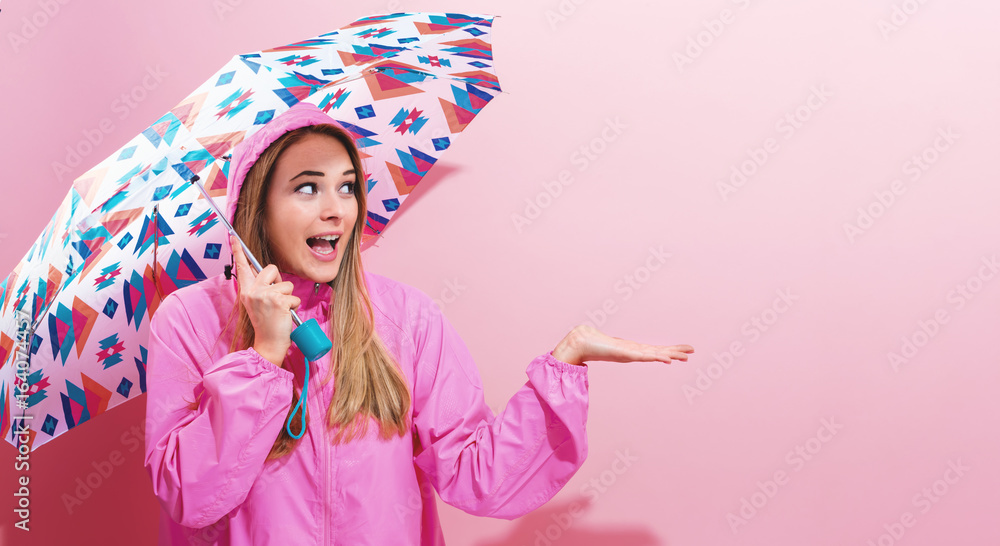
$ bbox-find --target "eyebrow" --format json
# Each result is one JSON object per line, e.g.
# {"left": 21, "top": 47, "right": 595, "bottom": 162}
{"left": 289, "top": 169, "right": 356, "bottom": 181}
{"left": 290, "top": 170, "right": 325, "bottom": 181}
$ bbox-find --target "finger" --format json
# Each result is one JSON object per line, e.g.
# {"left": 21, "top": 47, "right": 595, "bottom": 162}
{"left": 667, "top": 351, "right": 688, "bottom": 362}
{"left": 230, "top": 235, "right": 255, "bottom": 288}
{"left": 651, "top": 347, "right": 681, "bottom": 363}
{"left": 635, "top": 344, "right": 689, "bottom": 364}
{"left": 615, "top": 341, "right": 662, "bottom": 363}
{"left": 647, "top": 345, "right": 688, "bottom": 361}
{"left": 254, "top": 264, "right": 283, "bottom": 287}
{"left": 645, "top": 344, "right": 694, "bottom": 362}
{"left": 271, "top": 281, "right": 295, "bottom": 295}
{"left": 607, "top": 334, "right": 693, "bottom": 355}
{"left": 230, "top": 234, "right": 246, "bottom": 269}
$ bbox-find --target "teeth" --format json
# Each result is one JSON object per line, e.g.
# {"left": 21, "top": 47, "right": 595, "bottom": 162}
{"left": 315, "top": 235, "right": 340, "bottom": 242}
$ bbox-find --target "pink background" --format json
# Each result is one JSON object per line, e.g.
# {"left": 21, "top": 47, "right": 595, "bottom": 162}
{"left": 2, "top": 0, "right": 999, "bottom": 544}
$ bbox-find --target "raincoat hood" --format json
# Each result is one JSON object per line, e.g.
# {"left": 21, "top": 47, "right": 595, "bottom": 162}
{"left": 223, "top": 101, "right": 349, "bottom": 301}
{"left": 224, "top": 101, "right": 348, "bottom": 254}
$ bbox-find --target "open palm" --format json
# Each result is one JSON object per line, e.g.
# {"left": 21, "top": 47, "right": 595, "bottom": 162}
{"left": 552, "top": 325, "right": 694, "bottom": 366}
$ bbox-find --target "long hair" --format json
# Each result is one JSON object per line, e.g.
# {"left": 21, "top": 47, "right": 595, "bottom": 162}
{"left": 228, "top": 123, "right": 411, "bottom": 459}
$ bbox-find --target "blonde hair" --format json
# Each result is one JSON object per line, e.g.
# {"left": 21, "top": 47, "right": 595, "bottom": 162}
{"left": 229, "top": 123, "right": 411, "bottom": 459}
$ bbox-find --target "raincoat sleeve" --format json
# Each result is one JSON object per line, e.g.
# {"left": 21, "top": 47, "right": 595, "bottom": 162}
{"left": 143, "top": 291, "right": 294, "bottom": 529}
{"left": 409, "top": 295, "right": 589, "bottom": 519}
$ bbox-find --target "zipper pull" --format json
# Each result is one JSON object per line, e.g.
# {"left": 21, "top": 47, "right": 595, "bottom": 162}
{"left": 314, "top": 282, "right": 320, "bottom": 294}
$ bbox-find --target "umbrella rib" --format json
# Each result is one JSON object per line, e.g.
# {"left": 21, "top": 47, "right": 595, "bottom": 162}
{"left": 152, "top": 204, "right": 166, "bottom": 301}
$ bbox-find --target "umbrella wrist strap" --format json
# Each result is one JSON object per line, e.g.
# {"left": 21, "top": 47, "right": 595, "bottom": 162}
{"left": 286, "top": 361, "right": 310, "bottom": 439}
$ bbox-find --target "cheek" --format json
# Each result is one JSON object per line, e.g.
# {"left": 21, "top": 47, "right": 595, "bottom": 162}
{"left": 270, "top": 198, "right": 310, "bottom": 219}
{"left": 265, "top": 201, "right": 310, "bottom": 242}
{"left": 348, "top": 197, "right": 361, "bottom": 225}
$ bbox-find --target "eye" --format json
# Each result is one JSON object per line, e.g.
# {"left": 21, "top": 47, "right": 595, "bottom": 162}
{"left": 295, "top": 182, "right": 317, "bottom": 195}
{"left": 340, "top": 182, "right": 356, "bottom": 195}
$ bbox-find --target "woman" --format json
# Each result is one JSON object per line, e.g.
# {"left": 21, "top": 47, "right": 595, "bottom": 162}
{"left": 143, "top": 101, "right": 694, "bottom": 545}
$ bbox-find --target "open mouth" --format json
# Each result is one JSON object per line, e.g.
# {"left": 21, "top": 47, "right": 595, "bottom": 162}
{"left": 307, "top": 235, "right": 340, "bottom": 255}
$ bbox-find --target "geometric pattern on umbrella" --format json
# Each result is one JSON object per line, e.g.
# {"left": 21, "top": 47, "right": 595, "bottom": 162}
{"left": 0, "top": 12, "right": 501, "bottom": 450}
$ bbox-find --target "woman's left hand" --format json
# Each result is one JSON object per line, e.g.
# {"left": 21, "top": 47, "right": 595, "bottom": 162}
{"left": 551, "top": 325, "right": 694, "bottom": 366}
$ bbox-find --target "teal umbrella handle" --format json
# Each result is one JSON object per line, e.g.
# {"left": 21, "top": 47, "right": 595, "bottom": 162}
{"left": 291, "top": 318, "right": 333, "bottom": 362}
{"left": 285, "top": 319, "right": 332, "bottom": 438}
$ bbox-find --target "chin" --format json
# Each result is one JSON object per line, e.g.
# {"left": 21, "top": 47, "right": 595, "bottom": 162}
{"left": 309, "top": 265, "right": 341, "bottom": 285}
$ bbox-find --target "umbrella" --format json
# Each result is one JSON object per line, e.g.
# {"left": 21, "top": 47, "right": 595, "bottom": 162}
{"left": 0, "top": 12, "right": 502, "bottom": 450}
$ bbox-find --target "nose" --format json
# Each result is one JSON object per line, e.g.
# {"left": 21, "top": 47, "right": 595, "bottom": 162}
{"left": 319, "top": 188, "right": 348, "bottom": 220}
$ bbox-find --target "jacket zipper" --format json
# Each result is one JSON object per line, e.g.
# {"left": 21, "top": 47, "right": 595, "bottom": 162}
{"left": 322, "top": 394, "right": 330, "bottom": 546}
{"left": 309, "top": 282, "right": 330, "bottom": 545}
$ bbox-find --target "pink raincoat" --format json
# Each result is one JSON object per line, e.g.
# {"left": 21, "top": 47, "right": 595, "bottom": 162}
{"left": 143, "top": 102, "right": 590, "bottom": 545}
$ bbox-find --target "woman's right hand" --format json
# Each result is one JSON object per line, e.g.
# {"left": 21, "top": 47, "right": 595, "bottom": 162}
{"left": 231, "top": 234, "right": 301, "bottom": 367}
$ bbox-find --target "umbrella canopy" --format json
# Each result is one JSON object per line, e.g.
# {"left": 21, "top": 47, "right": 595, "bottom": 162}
{"left": 0, "top": 12, "right": 501, "bottom": 450}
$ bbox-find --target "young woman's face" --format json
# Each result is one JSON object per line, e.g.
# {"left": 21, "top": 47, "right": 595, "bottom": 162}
{"left": 264, "top": 132, "right": 358, "bottom": 284}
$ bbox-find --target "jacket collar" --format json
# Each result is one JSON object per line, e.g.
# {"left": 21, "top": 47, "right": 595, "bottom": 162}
{"left": 284, "top": 270, "right": 334, "bottom": 312}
